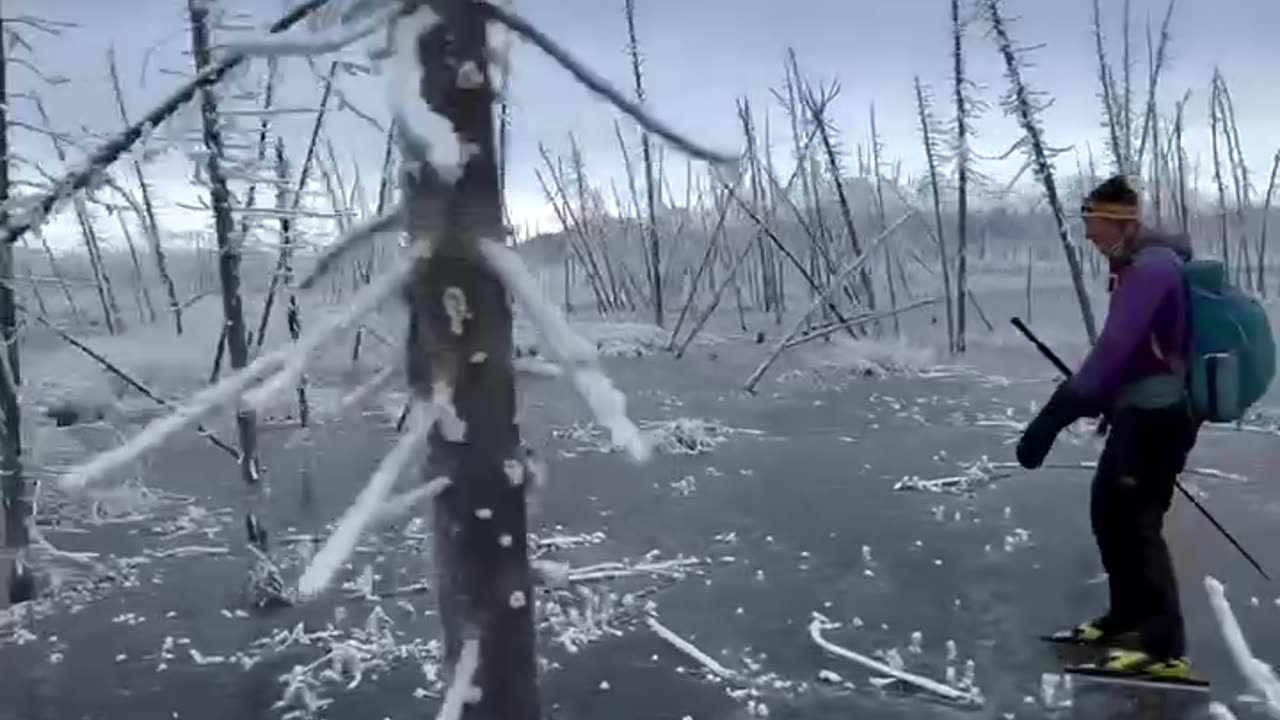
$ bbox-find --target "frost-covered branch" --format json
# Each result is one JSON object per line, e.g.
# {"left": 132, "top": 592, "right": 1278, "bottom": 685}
{"left": 809, "top": 616, "right": 982, "bottom": 705}
{"left": 435, "top": 638, "right": 481, "bottom": 720}
{"left": 56, "top": 346, "right": 290, "bottom": 491}
{"left": 297, "top": 200, "right": 404, "bottom": 289}
{"left": 647, "top": 615, "right": 740, "bottom": 681}
{"left": 0, "top": 0, "right": 331, "bottom": 245}
{"left": 216, "top": 0, "right": 397, "bottom": 57}
{"left": 297, "top": 402, "right": 437, "bottom": 599}
{"left": 246, "top": 246, "right": 422, "bottom": 412}
{"left": 477, "top": 0, "right": 735, "bottom": 166}
{"left": 479, "top": 239, "right": 649, "bottom": 462}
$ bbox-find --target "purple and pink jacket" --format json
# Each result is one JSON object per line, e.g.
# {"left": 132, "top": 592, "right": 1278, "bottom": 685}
{"left": 1068, "top": 231, "right": 1193, "bottom": 410}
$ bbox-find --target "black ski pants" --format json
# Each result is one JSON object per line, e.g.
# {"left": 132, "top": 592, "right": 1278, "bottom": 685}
{"left": 1090, "top": 401, "right": 1199, "bottom": 659}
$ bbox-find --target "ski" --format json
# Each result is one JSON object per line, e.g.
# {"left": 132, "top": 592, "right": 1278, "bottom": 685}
{"left": 1063, "top": 664, "right": 1210, "bottom": 693}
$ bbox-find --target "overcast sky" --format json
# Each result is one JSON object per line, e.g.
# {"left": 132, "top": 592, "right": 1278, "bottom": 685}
{"left": 10, "top": 0, "right": 1279, "bottom": 239}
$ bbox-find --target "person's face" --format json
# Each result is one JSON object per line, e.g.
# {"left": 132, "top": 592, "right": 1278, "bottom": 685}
{"left": 1084, "top": 216, "right": 1137, "bottom": 258}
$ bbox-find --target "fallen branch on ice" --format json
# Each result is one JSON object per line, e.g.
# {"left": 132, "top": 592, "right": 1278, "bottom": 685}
{"left": 808, "top": 616, "right": 983, "bottom": 705}
{"left": 647, "top": 615, "right": 740, "bottom": 681}
{"left": 894, "top": 459, "right": 1249, "bottom": 493}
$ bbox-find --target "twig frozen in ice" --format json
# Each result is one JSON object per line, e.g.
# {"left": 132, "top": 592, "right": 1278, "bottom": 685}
{"left": 217, "top": 0, "right": 397, "bottom": 57}
{"left": 808, "top": 617, "right": 982, "bottom": 705}
{"left": 298, "top": 201, "right": 404, "bottom": 290}
{"left": 1204, "top": 576, "right": 1280, "bottom": 717}
{"left": 297, "top": 402, "right": 437, "bottom": 599}
{"left": 435, "top": 638, "right": 481, "bottom": 720}
{"left": 246, "top": 249, "right": 421, "bottom": 413}
{"left": 479, "top": 239, "right": 650, "bottom": 462}
{"left": 646, "top": 615, "right": 740, "bottom": 681}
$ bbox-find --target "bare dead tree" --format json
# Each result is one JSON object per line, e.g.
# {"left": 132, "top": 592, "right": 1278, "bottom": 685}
{"left": 913, "top": 77, "right": 955, "bottom": 352}
{"left": 1090, "top": 0, "right": 1124, "bottom": 172}
{"left": 187, "top": 0, "right": 264, "bottom": 547}
{"left": 108, "top": 48, "right": 174, "bottom": 332}
{"left": 869, "top": 104, "right": 899, "bottom": 336}
{"left": 399, "top": 2, "right": 538, "bottom": 714}
{"left": 0, "top": 9, "right": 32, "bottom": 606}
{"left": 30, "top": 98, "right": 121, "bottom": 333}
{"left": 1172, "top": 92, "right": 1191, "bottom": 234}
{"left": 1209, "top": 78, "right": 1231, "bottom": 274}
{"left": 254, "top": 62, "right": 336, "bottom": 352}
{"left": 624, "top": 0, "right": 662, "bottom": 326}
{"left": 985, "top": 0, "right": 1098, "bottom": 343}
{"left": 1259, "top": 149, "right": 1279, "bottom": 298}
{"left": 0, "top": 0, "right": 330, "bottom": 247}
{"left": 950, "top": 0, "right": 980, "bottom": 353}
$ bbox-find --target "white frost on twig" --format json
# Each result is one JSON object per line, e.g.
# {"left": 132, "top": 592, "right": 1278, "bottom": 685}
{"left": 646, "top": 615, "right": 739, "bottom": 681}
{"left": 808, "top": 616, "right": 982, "bottom": 705}
{"left": 1204, "top": 576, "right": 1280, "bottom": 717}
{"left": 372, "top": 477, "right": 451, "bottom": 525}
{"left": 298, "top": 201, "right": 405, "bottom": 289}
{"left": 435, "top": 638, "right": 481, "bottom": 720}
{"left": 479, "top": 239, "right": 650, "bottom": 462}
{"left": 217, "top": 1, "right": 397, "bottom": 57}
{"left": 390, "top": 4, "right": 465, "bottom": 183}
{"left": 57, "top": 348, "right": 290, "bottom": 490}
{"left": 297, "top": 402, "right": 438, "bottom": 599}
{"left": 246, "top": 250, "right": 421, "bottom": 414}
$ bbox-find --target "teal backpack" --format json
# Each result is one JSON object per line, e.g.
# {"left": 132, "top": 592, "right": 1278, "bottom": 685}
{"left": 1182, "top": 258, "right": 1276, "bottom": 422}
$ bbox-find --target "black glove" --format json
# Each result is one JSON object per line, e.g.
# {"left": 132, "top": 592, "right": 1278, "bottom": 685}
{"left": 1016, "top": 383, "right": 1098, "bottom": 469}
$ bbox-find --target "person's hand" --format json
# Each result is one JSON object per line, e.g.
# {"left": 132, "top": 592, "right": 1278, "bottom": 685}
{"left": 1016, "top": 383, "right": 1096, "bottom": 469}
{"left": 1016, "top": 411, "right": 1061, "bottom": 469}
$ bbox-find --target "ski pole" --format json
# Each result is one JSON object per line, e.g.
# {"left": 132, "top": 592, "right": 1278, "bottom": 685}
{"left": 1010, "top": 316, "right": 1271, "bottom": 582}
{"left": 1011, "top": 317, "right": 1110, "bottom": 436}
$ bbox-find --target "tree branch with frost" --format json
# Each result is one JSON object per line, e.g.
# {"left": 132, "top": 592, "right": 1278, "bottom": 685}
{"left": 54, "top": 245, "right": 420, "bottom": 490}
{"left": 435, "top": 638, "right": 481, "bottom": 720}
{"left": 478, "top": 239, "right": 650, "bottom": 462}
{"left": 0, "top": 0, "right": 331, "bottom": 246}
{"left": 245, "top": 245, "right": 422, "bottom": 412}
{"left": 1205, "top": 576, "right": 1280, "bottom": 717}
{"left": 297, "top": 201, "right": 404, "bottom": 289}
{"left": 55, "top": 346, "right": 291, "bottom": 491}
{"left": 475, "top": 0, "right": 735, "bottom": 166}
{"left": 647, "top": 615, "right": 741, "bottom": 681}
{"left": 215, "top": 0, "right": 397, "bottom": 57}
{"left": 296, "top": 402, "right": 437, "bottom": 599}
